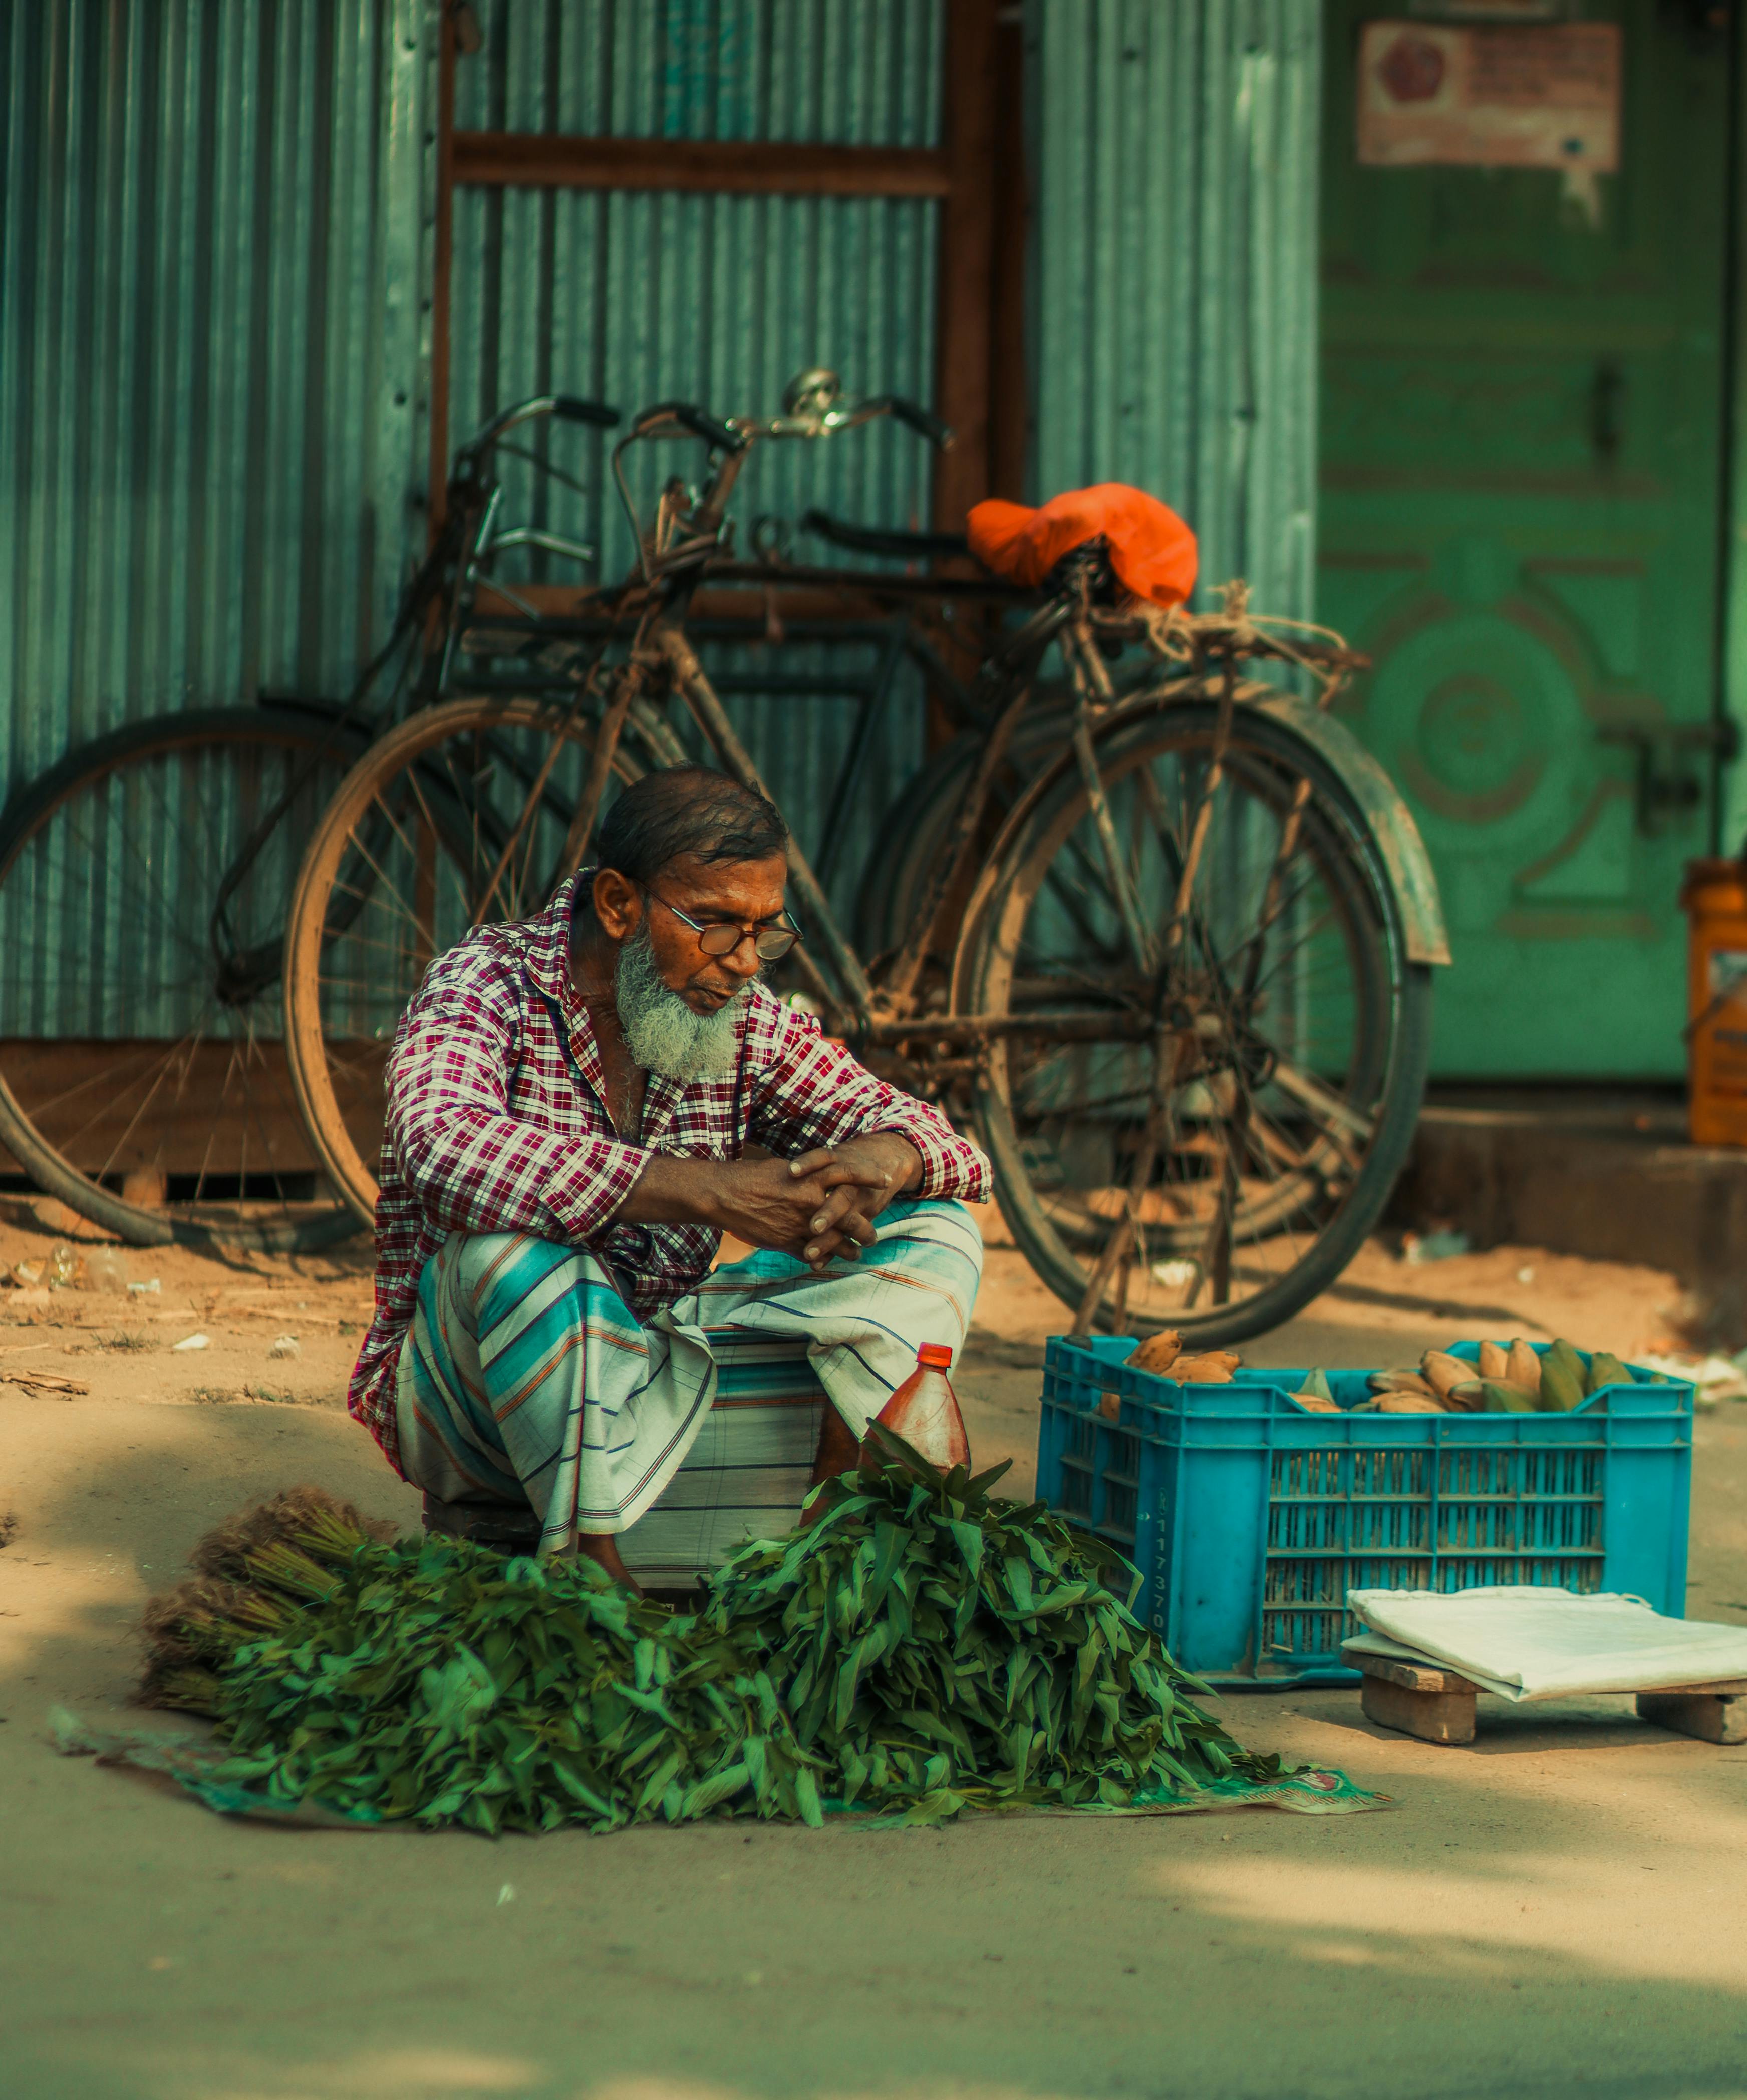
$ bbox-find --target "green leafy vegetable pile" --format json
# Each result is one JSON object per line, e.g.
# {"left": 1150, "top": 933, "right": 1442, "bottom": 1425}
{"left": 137, "top": 1435, "right": 1277, "bottom": 1834}
{"left": 707, "top": 1426, "right": 1275, "bottom": 1821}
{"left": 141, "top": 1492, "right": 821, "bottom": 1835}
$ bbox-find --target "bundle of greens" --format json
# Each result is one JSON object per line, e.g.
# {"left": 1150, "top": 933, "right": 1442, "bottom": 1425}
{"left": 707, "top": 1425, "right": 1276, "bottom": 1822}
{"left": 134, "top": 1438, "right": 1277, "bottom": 1833}
{"left": 137, "top": 1488, "right": 395, "bottom": 1714}
{"left": 142, "top": 1501, "right": 820, "bottom": 1834}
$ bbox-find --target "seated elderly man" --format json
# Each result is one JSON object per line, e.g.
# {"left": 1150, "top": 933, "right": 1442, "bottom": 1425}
{"left": 346, "top": 765, "right": 989, "bottom": 1588}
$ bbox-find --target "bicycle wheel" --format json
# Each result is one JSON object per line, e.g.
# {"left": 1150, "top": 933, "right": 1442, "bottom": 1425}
{"left": 284, "top": 693, "right": 656, "bottom": 1222}
{"left": 855, "top": 695, "right": 1074, "bottom": 962}
{"left": 0, "top": 706, "right": 369, "bottom": 1249}
{"left": 956, "top": 688, "right": 1434, "bottom": 1343}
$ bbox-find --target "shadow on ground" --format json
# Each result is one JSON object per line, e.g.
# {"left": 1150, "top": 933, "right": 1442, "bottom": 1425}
{"left": 3, "top": 1232, "right": 1745, "bottom": 2100}
{"left": 2, "top": 1390, "right": 1744, "bottom": 2100}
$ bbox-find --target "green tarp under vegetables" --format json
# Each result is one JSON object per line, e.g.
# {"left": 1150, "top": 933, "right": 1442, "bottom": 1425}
{"left": 59, "top": 1433, "right": 1385, "bottom": 1830}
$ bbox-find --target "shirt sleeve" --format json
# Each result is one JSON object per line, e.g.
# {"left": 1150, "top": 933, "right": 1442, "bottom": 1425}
{"left": 386, "top": 968, "right": 648, "bottom": 1244}
{"left": 745, "top": 1001, "right": 992, "bottom": 1202}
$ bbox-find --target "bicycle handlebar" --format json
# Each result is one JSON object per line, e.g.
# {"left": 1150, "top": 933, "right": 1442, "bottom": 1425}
{"left": 551, "top": 395, "right": 620, "bottom": 428}
{"left": 621, "top": 380, "right": 952, "bottom": 457}
{"left": 455, "top": 393, "right": 621, "bottom": 466}
{"left": 869, "top": 396, "right": 953, "bottom": 449}
{"left": 613, "top": 374, "right": 951, "bottom": 584}
{"left": 631, "top": 401, "right": 749, "bottom": 455}
{"left": 802, "top": 509, "right": 968, "bottom": 560}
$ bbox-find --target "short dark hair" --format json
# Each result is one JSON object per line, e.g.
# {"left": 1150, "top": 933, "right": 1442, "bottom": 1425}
{"left": 595, "top": 765, "right": 788, "bottom": 885}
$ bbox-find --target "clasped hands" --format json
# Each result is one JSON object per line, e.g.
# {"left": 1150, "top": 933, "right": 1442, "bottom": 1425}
{"left": 724, "top": 1133, "right": 922, "bottom": 1271}
{"left": 620, "top": 1131, "right": 922, "bottom": 1272}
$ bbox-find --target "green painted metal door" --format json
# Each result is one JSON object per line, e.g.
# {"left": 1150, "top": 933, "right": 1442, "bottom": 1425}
{"left": 1319, "top": 1, "right": 1732, "bottom": 1077}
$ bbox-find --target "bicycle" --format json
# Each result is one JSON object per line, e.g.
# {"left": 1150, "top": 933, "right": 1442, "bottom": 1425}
{"left": 0, "top": 394, "right": 620, "bottom": 1250}
{"left": 283, "top": 370, "right": 1448, "bottom": 1341}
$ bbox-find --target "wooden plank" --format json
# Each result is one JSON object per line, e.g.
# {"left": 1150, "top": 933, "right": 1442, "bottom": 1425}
{"left": 429, "top": 11, "right": 459, "bottom": 520}
{"left": 1360, "top": 1673, "right": 1478, "bottom": 1747}
{"left": 1637, "top": 1677, "right": 1747, "bottom": 1694}
{"left": 920, "top": 1, "right": 1005, "bottom": 750}
{"left": 1351, "top": 1648, "right": 1747, "bottom": 1700}
{"left": 1351, "top": 1651, "right": 1479, "bottom": 1697}
{"left": 1354, "top": 1646, "right": 1747, "bottom": 1745}
{"left": 986, "top": 7, "right": 1030, "bottom": 503}
{"left": 1637, "top": 1691, "right": 1747, "bottom": 1745}
{"left": 0, "top": 1041, "right": 386, "bottom": 1178}
{"left": 452, "top": 133, "right": 952, "bottom": 197}
{"left": 930, "top": 0, "right": 1001, "bottom": 535}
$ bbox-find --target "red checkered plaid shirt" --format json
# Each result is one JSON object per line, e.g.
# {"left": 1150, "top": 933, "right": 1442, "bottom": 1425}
{"left": 350, "top": 873, "right": 991, "bottom": 1470}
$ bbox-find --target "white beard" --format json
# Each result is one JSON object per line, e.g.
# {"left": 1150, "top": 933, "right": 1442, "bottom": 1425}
{"left": 615, "top": 920, "right": 750, "bottom": 1081}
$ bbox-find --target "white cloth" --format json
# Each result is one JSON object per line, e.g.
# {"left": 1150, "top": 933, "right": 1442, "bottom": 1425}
{"left": 1342, "top": 1586, "right": 1747, "bottom": 1702}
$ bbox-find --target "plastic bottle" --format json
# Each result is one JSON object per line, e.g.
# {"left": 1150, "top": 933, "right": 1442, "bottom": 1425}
{"left": 86, "top": 1246, "right": 129, "bottom": 1294}
{"left": 873, "top": 1343, "right": 971, "bottom": 1470}
{"left": 44, "top": 1242, "right": 81, "bottom": 1289}
{"left": 1681, "top": 857, "right": 1747, "bottom": 1144}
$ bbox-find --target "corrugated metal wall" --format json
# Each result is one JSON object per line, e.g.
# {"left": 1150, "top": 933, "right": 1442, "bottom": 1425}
{"left": 0, "top": 0, "right": 431, "bottom": 797}
{"left": 449, "top": 0, "right": 942, "bottom": 571}
{"left": 1, "top": 0, "right": 1329, "bottom": 1031}
{"left": 1027, "top": 0, "right": 1321, "bottom": 621}
{"left": 446, "top": 1, "right": 945, "bottom": 912}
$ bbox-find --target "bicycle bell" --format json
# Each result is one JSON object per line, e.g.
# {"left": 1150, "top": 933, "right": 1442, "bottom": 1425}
{"left": 782, "top": 368, "right": 841, "bottom": 421}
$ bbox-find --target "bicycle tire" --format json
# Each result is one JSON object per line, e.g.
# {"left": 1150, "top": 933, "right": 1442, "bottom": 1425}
{"left": 855, "top": 664, "right": 1171, "bottom": 965}
{"left": 855, "top": 696, "right": 1075, "bottom": 962}
{"left": 955, "top": 690, "right": 1434, "bottom": 1344}
{"left": 284, "top": 693, "right": 657, "bottom": 1222}
{"left": 0, "top": 706, "right": 370, "bottom": 1251}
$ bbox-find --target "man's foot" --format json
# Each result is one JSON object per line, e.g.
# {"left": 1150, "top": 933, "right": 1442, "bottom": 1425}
{"left": 809, "top": 1404, "right": 861, "bottom": 1485}
{"left": 420, "top": 1492, "right": 541, "bottom": 1552}
{"left": 576, "top": 1530, "right": 642, "bottom": 1594}
{"left": 800, "top": 1405, "right": 872, "bottom": 1527}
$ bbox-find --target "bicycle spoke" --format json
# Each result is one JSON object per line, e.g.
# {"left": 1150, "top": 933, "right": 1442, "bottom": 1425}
{"left": 15, "top": 1032, "right": 209, "bottom": 1130}
{"left": 1268, "top": 1059, "right": 1374, "bottom": 1156}
{"left": 86, "top": 1021, "right": 209, "bottom": 1186}
{"left": 0, "top": 716, "right": 360, "bottom": 1246}
{"left": 286, "top": 695, "right": 643, "bottom": 1222}
{"left": 968, "top": 691, "right": 1423, "bottom": 1338}
{"left": 340, "top": 805, "right": 429, "bottom": 937}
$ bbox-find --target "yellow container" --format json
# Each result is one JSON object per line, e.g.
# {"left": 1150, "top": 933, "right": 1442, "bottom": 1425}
{"left": 1680, "top": 858, "right": 1747, "bottom": 1145}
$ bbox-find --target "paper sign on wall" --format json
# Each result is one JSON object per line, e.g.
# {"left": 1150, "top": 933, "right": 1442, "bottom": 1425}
{"left": 1357, "top": 21, "right": 1621, "bottom": 218}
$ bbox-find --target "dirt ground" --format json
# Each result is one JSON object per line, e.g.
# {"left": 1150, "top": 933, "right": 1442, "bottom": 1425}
{"left": 2, "top": 1194, "right": 1744, "bottom": 2100}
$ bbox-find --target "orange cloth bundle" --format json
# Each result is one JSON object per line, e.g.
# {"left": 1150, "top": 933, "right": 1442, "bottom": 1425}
{"left": 966, "top": 483, "right": 1198, "bottom": 607}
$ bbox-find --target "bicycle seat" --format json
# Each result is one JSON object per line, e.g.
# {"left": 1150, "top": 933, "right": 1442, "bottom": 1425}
{"left": 1042, "top": 536, "right": 1124, "bottom": 605}
{"left": 968, "top": 485, "right": 1197, "bottom": 607}
{"left": 801, "top": 509, "right": 969, "bottom": 561}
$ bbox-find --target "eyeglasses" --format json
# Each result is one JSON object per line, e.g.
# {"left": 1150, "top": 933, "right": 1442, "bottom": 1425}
{"left": 643, "top": 885, "right": 803, "bottom": 961}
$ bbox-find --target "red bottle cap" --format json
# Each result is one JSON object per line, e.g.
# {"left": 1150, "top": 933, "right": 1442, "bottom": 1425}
{"left": 917, "top": 1344, "right": 953, "bottom": 1368}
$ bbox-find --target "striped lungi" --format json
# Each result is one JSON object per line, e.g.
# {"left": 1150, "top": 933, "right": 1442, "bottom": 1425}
{"left": 393, "top": 1198, "right": 982, "bottom": 1574}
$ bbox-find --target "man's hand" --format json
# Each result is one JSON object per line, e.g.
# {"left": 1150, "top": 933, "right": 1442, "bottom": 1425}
{"left": 783, "top": 1133, "right": 922, "bottom": 1267}
{"left": 618, "top": 1134, "right": 923, "bottom": 1270}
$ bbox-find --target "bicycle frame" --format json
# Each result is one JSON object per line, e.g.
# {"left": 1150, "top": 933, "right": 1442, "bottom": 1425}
{"left": 203, "top": 393, "right": 622, "bottom": 998}
{"left": 577, "top": 386, "right": 1367, "bottom": 1061}
{"left": 272, "top": 371, "right": 1435, "bottom": 1340}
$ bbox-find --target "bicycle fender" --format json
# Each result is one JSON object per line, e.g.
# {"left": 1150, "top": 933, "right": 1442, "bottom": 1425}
{"left": 946, "top": 678, "right": 1449, "bottom": 1013}
{"left": 1249, "top": 693, "right": 1450, "bottom": 967}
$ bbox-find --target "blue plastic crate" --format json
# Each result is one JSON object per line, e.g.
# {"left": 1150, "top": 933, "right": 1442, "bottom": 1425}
{"left": 1036, "top": 1336, "right": 1693, "bottom": 1684}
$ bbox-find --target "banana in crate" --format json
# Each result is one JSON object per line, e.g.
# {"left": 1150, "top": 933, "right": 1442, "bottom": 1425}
{"left": 1099, "top": 1330, "right": 1244, "bottom": 1417}
{"left": 1350, "top": 1337, "right": 1645, "bottom": 1416}
{"left": 1107, "top": 1331, "right": 1650, "bottom": 1419}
